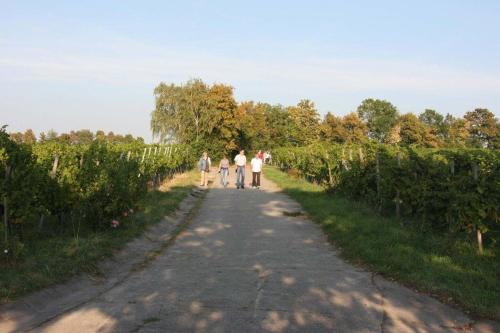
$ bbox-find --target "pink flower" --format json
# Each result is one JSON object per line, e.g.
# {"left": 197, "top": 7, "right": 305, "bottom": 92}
{"left": 111, "top": 220, "right": 120, "bottom": 228}
{"left": 122, "top": 211, "right": 128, "bottom": 217}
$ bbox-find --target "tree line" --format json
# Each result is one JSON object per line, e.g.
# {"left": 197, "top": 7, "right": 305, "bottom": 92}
{"left": 151, "top": 79, "right": 499, "bottom": 155}
{"left": 8, "top": 129, "right": 145, "bottom": 145}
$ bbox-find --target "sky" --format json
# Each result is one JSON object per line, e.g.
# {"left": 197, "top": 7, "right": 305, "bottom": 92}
{"left": 1, "top": 0, "right": 499, "bottom": 141}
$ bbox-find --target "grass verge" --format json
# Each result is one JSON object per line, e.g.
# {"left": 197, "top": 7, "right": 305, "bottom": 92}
{"left": 0, "top": 169, "right": 199, "bottom": 304}
{"left": 264, "top": 165, "right": 500, "bottom": 320}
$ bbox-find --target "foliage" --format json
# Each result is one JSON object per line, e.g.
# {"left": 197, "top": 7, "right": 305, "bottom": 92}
{"left": 150, "top": 80, "right": 499, "bottom": 152}
{"left": 287, "top": 99, "right": 321, "bottom": 145}
{"left": 397, "top": 113, "right": 440, "bottom": 147}
{"left": 357, "top": 98, "right": 399, "bottom": 142}
{"left": 264, "top": 166, "right": 500, "bottom": 320}
{"left": 321, "top": 112, "right": 368, "bottom": 144}
{"left": 464, "top": 108, "right": 499, "bottom": 148}
{"left": 151, "top": 79, "right": 217, "bottom": 144}
{"left": 0, "top": 169, "right": 200, "bottom": 303}
{"left": 0, "top": 127, "right": 194, "bottom": 261}
{"left": 273, "top": 143, "right": 500, "bottom": 250}
{"left": 419, "top": 109, "right": 447, "bottom": 139}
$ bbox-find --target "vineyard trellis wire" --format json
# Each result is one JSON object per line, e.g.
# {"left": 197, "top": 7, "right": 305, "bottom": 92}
{"left": 272, "top": 143, "right": 500, "bottom": 253}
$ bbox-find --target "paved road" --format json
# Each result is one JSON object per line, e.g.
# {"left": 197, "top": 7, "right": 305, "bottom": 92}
{"left": 2, "top": 167, "right": 499, "bottom": 332}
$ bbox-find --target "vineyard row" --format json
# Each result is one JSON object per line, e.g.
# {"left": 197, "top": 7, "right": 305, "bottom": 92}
{"left": 0, "top": 132, "right": 195, "bottom": 254}
{"left": 272, "top": 143, "right": 500, "bottom": 252}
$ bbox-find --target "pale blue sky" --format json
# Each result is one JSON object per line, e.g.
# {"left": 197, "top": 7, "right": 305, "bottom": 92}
{"left": 1, "top": 0, "right": 499, "bottom": 140}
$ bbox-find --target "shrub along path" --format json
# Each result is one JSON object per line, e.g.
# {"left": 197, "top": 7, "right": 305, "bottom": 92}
{"left": 1, "top": 167, "right": 498, "bottom": 332}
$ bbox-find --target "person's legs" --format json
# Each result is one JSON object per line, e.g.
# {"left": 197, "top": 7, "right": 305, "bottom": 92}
{"left": 256, "top": 171, "right": 261, "bottom": 187}
{"left": 241, "top": 167, "right": 245, "bottom": 188}
{"left": 236, "top": 166, "right": 245, "bottom": 188}
{"left": 222, "top": 169, "right": 228, "bottom": 187}
{"left": 200, "top": 171, "right": 205, "bottom": 186}
{"left": 252, "top": 172, "right": 257, "bottom": 187}
{"left": 236, "top": 166, "right": 242, "bottom": 188}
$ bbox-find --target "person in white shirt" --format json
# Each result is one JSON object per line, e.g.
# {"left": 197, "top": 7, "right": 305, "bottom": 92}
{"left": 251, "top": 152, "right": 263, "bottom": 189}
{"left": 234, "top": 149, "right": 247, "bottom": 189}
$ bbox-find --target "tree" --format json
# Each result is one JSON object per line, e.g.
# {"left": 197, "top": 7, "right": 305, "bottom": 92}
{"left": 95, "top": 130, "right": 106, "bottom": 141}
{"left": 207, "top": 84, "right": 239, "bottom": 153}
{"left": 385, "top": 124, "right": 401, "bottom": 145}
{"left": 464, "top": 108, "right": 498, "bottom": 148}
{"left": 446, "top": 116, "right": 470, "bottom": 147}
{"left": 397, "top": 113, "right": 440, "bottom": 147}
{"left": 46, "top": 129, "right": 58, "bottom": 141}
{"left": 357, "top": 98, "right": 399, "bottom": 142}
{"left": 342, "top": 112, "right": 368, "bottom": 143}
{"left": 9, "top": 130, "right": 37, "bottom": 144}
{"left": 58, "top": 133, "right": 71, "bottom": 144}
{"left": 9, "top": 132, "right": 23, "bottom": 144}
{"left": 419, "top": 109, "right": 446, "bottom": 139}
{"left": 320, "top": 112, "right": 346, "bottom": 143}
{"left": 69, "top": 129, "right": 94, "bottom": 144}
{"left": 264, "top": 104, "right": 292, "bottom": 148}
{"left": 288, "top": 99, "right": 320, "bottom": 145}
{"left": 23, "top": 129, "right": 37, "bottom": 144}
{"left": 236, "top": 101, "right": 272, "bottom": 152}
{"left": 151, "top": 79, "right": 216, "bottom": 144}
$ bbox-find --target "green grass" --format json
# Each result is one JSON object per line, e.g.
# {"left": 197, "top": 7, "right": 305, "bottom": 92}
{"left": 264, "top": 166, "right": 500, "bottom": 320}
{"left": 0, "top": 170, "right": 199, "bottom": 304}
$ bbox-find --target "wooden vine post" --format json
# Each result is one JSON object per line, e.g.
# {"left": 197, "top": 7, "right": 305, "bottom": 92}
{"left": 50, "top": 155, "right": 59, "bottom": 179}
{"left": 472, "top": 162, "right": 483, "bottom": 254}
{"left": 325, "top": 152, "right": 333, "bottom": 187}
{"left": 376, "top": 152, "right": 381, "bottom": 214}
{"left": 395, "top": 151, "right": 401, "bottom": 219}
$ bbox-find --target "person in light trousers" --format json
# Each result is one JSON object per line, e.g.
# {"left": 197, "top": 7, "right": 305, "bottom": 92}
{"left": 234, "top": 149, "right": 246, "bottom": 189}
{"left": 219, "top": 155, "right": 230, "bottom": 187}
{"left": 198, "top": 152, "right": 210, "bottom": 186}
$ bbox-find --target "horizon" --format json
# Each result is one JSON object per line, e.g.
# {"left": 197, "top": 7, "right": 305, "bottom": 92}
{"left": 1, "top": 1, "right": 500, "bottom": 141}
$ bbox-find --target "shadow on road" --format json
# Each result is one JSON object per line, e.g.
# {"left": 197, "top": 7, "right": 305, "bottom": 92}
{"left": 3, "top": 177, "right": 496, "bottom": 332}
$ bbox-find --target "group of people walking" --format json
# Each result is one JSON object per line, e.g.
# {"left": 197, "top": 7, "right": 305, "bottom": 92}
{"left": 198, "top": 150, "right": 270, "bottom": 189}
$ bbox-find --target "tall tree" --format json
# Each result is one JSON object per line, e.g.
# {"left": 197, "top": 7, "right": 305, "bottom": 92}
{"left": 264, "top": 104, "right": 292, "bottom": 147}
{"left": 288, "top": 99, "right": 320, "bottom": 145}
{"left": 464, "top": 108, "right": 498, "bottom": 148}
{"left": 418, "top": 109, "right": 447, "bottom": 139}
{"left": 207, "top": 84, "right": 239, "bottom": 153}
{"left": 357, "top": 98, "right": 399, "bottom": 142}
{"left": 151, "top": 79, "right": 216, "bottom": 144}
{"left": 320, "top": 112, "right": 346, "bottom": 143}
{"left": 9, "top": 132, "right": 23, "bottom": 143}
{"left": 397, "top": 113, "right": 440, "bottom": 147}
{"left": 236, "top": 102, "right": 272, "bottom": 151}
{"left": 23, "top": 129, "right": 37, "bottom": 144}
{"left": 446, "top": 116, "right": 470, "bottom": 147}
{"left": 69, "top": 129, "right": 94, "bottom": 144}
{"left": 342, "top": 112, "right": 369, "bottom": 143}
{"left": 46, "top": 129, "right": 58, "bottom": 141}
